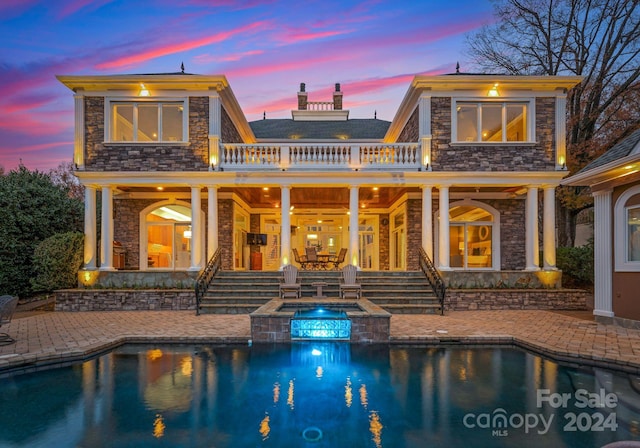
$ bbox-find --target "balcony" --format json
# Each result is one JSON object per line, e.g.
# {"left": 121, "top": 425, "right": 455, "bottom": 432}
{"left": 219, "top": 143, "right": 422, "bottom": 171}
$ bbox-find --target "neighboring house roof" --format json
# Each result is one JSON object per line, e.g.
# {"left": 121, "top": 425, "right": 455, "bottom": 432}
{"left": 250, "top": 118, "right": 391, "bottom": 140}
{"left": 562, "top": 128, "right": 640, "bottom": 187}
{"left": 576, "top": 128, "right": 640, "bottom": 175}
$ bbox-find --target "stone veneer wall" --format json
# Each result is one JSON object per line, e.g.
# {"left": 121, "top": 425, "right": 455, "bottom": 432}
{"left": 407, "top": 199, "right": 422, "bottom": 270}
{"left": 114, "top": 199, "right": 157, "bottom": 269}
{"left": 55, "top": 290, "right": 195, "bottom": 311}
{"left": 430, "top": 97, "right": 557, "bottom": 171}
{"left": 219, "top": 199, "right": 234, "bottom": 270}
{"left": 446, "top": 289, "right": 590, "bottom": 311}
{"left": 397, "top": 107, "right": 419, "bottom": 142}
{"left": 84, "top": 97, "right": 210, "bottom": 171}
{"left": 379, "top": 213, "right": 390, "bottom": 270}
{"left": 221, "top": 107, "right": 243, "bottom": 143}
{"left": 432, "top": 197, "right": 526, "bottom": 271}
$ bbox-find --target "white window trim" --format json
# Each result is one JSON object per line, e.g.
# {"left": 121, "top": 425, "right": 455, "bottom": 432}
{"left": 105, "top": 97, "right": 189, "bottom": 144}
{"left": 451, "top": 98, "right": 536, "bottom": 144}
{"left": 614, "top": 184, "right": 640, "bottom": 272}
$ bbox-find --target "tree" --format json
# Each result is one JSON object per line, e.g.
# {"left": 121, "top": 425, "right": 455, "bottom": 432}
{"left": 31, "top": 232, "right": 84, "bottom": 292}
{"left": 0, "top": 165, "right": 83, "bottom": 297}
{"left": 466, "top": 0, "right": 640, "bottom": 245}
{"left": 49, "top": 161, "right": 84, "bottom": 201}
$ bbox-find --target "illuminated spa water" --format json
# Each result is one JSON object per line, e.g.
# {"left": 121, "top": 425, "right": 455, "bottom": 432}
{"left": 0, "top": 344, "right": 638, "bottom": 448}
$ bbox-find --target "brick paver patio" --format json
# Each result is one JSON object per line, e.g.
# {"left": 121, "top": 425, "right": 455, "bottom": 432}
{"left": 1, "top": 310, "right": 639, "bottom": 374}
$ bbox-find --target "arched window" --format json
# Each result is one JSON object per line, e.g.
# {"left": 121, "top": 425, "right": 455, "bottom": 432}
{"left": 615, "top": 185, "right": 640, "bottom": 272}
{"left": 141, "top": 203, "right": 192, "bottom": 270}
{"left": 437, "top": 200, "right": 500, "bottom": 270}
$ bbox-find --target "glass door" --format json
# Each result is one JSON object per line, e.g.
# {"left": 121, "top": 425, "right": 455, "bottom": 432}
{"left": 390, "top": 208, "right": 406, "bottom": 270}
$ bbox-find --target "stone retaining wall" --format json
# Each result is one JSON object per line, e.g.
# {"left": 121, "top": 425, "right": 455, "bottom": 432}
{"left": 445, "top": 289, "right": 591, "bottom": 311}
{"left": 55, "top": 290, "right": 195, "bottom": 311}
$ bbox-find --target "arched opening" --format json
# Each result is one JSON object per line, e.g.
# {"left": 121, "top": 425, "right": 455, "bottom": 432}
{"left": 437, "top": 200, "right": 500, "bottom": 270}
{"left": 141, "top": 203, "right": 193, "bottom": 270}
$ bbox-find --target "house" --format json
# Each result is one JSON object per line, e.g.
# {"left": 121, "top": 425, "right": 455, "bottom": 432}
{"left": 56, "top": 71, "right": 582, "bottom": 300}
{"left": 562, "top": 129, "right": 640, "bottom": 327}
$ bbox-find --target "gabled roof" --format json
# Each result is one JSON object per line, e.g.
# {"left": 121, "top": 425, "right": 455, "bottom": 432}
{"left": 250, "top": 118, "right": 390, "bottom": 140}
{"left": 562, "top": 128, "right": 640, "bottom": 187}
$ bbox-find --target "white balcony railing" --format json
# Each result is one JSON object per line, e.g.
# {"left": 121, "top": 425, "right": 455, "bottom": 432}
{"left": 220, "top": 143, "right": 421, "bottom": 171}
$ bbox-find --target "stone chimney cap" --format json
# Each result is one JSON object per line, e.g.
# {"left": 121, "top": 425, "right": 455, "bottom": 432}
{"left": 300, "top": 82, "right": 306, "bottom": 92}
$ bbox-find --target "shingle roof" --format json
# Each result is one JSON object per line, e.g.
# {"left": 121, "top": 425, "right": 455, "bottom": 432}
{"left": 249, "top": 119, "right": 391, "bottom": 140}
{"left": 576, "top": 128, "right": 640, "bottom": 174}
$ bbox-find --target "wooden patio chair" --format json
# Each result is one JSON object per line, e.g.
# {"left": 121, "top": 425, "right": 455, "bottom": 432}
{"left": 279, "top": 264, "right": 301, "bottom": 299}
{"left": 305, "top": 247, "right": 319, "bottom": 270}
{"left": 329, "top": 248, "right": 348, "bottom": 270}
{"left": 0, "top": 295, "right": 18, "bottom": 346}
{"left": 292, "top": 248, "right": 309, "bottom": 270}
{"left": 339, "top": 265, "right": 361, "bottom": 299}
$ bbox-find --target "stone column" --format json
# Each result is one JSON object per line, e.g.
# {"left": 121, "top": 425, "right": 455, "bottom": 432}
{"left": 99, "top": 185, "right": 115, "bottom": 271}
{"left": 84, "top": 186, "right": 97, "bottom": 269}
{"left": 542, "top": 186, "right": 557, "bottom": 270}
{"left": 438, "top": 186, "right": 450, "bottom": 270}
{"left": 593, "top": 189, "right": 614, "bottom": 317}
{"left": 190, "top": 186, "right": 203, "bottom": 271}
{"left": 422, "top": 185, "right": 433, "bottom": 259}
{"left": 280, "top": 185, "right": 291, "bottom": 267}
{"left": 525, "top": 186, "right": 540, "bottom": 271}
{"left": 349, "top": 186, "right": 359, "bottom": 267}
{"left": 207, "top": 186, "right": 218, "bottom": 260}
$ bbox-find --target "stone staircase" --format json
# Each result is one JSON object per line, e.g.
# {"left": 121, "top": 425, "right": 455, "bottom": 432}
{"left": 198, "top": 270, "right": 442, "bottom": 315}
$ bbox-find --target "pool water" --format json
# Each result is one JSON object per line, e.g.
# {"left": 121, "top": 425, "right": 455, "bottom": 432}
{"left": 0, "top": 344, "right": 638, "bottom": 448}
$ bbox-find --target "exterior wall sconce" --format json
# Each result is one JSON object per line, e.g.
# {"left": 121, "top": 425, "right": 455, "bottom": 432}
{"left": 558, "top": 155, "right": 567, "bottom": 170}
{"left": 138, "top": 84, "right": 150, "bottom": 97}
{"left": 209, "top": 155, "right": 218, "bottom": 171}
{"left": 487, "top": 83, "right": 499, "bottom": 97}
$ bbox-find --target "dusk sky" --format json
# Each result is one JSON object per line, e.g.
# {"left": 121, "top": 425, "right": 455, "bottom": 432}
{"left": 0, "top": 0, "right": 495, "bottom": 171}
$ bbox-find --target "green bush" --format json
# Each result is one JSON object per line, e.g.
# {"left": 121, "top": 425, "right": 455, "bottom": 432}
{"left": 31, "top": 232, "right": 84, "bottom": 292}
{"left": 0, "top": 166, "right": 83, "bottom": 297}
{"left": 556, "top": 242, "right": 594, "bottom": 288}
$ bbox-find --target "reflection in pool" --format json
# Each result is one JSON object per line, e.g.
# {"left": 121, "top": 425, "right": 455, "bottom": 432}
{"left": 0, "top": 344, "right": 638, "bottom": 448}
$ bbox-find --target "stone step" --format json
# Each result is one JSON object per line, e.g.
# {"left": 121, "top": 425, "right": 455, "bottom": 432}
{"left": 380, "top": 304, "right": 442, "bottom": 314}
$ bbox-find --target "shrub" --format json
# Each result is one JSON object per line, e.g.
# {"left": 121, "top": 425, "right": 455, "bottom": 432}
{"left": 31, "top": 232, "right": 84, "bottom": 292}
{"left": 556, "top": 242, "right": 594, "bottom": 289}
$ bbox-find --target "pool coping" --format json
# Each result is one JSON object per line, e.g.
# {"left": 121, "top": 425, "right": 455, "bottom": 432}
{"left": 2, "top": 332, "right": 640, "bottom": 377}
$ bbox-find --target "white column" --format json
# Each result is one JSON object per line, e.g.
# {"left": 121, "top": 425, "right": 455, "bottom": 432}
{"left": 84, "top": 186, "right": 97, "bottom": 269}
{"left": 348, "top": 186, "right": 360, "bottom": 267}
{"left": 207, "top": 186, "right": 218, "bottom": 259}
{"left": 209, "top": 94, "right": 221, "bottom": 169}
{"left": 555, "top": 94, "right": 567, "bottom": 170}
{"left": 419, "top": 94, "right": 432, "bottom": 170}
{"left": 438, "top": 186, "right": 450, "bottom": 270}
{"left": 525, "top": 186, "right": 540, "bottom": 271}
{"left": 73, "top": 93, "right": 85, "bottom": 168}
{"left": 422, "top": 185, "right": 433, "bottom": 259}
{"left": 99, "top": 185, "right": 115, "bottom": 271}
{"left": 190, "top": 186, "right": 203, "bottom": 271}
{"left": 542, "top": 186, "right": 557, "bottom": 270}
{"left": 280, "top": 185, "right": 291, "bottom": 267}
{"left": 593, "top": 189, "right": 614, "bottom": 317}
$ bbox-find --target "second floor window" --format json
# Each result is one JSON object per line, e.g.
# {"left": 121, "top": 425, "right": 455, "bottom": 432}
{"left": 111, "top": 101, "right": 185, "bottom": 142}
{"left": 454, "top": 101, "right": 530, "bottom": 143}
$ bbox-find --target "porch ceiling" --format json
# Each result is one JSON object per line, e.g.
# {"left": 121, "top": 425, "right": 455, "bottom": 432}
{"left": 115, "top": 185, "right": 522, "bottom": 208}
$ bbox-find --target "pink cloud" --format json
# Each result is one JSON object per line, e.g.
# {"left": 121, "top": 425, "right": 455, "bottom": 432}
{"left": 57, "top": 0, "right": 115, "bottom": 18}
{"left": 275, "top": 28, "right": 353, "bottom": 45}
{"left": 194, "top": 49, "right": 264, "bottom": 64}
{"left": 96, "top": 21, "right": 269, "bottom": 70}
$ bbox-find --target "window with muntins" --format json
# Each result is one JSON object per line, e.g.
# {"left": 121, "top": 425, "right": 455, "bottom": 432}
{"left": 455, "top": 101, "right": 529, "bottom": 143}
{"left": 628, "top": 205, "right": 640, "bottom": 262}
{"left": 111, "top": 101, "right": 185, "bottom": 142}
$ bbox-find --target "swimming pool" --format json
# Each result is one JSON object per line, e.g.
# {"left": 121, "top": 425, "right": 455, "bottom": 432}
{"left": 0, "top": 344, "right": 638, "bottom": 447}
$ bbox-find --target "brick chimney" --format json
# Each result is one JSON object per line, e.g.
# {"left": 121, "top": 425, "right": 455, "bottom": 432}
{"left": 297, "top": 82, "right": 308, "bottom": 110}
{"left": 333, "top": 83, "right": 343, "bottom": 110}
